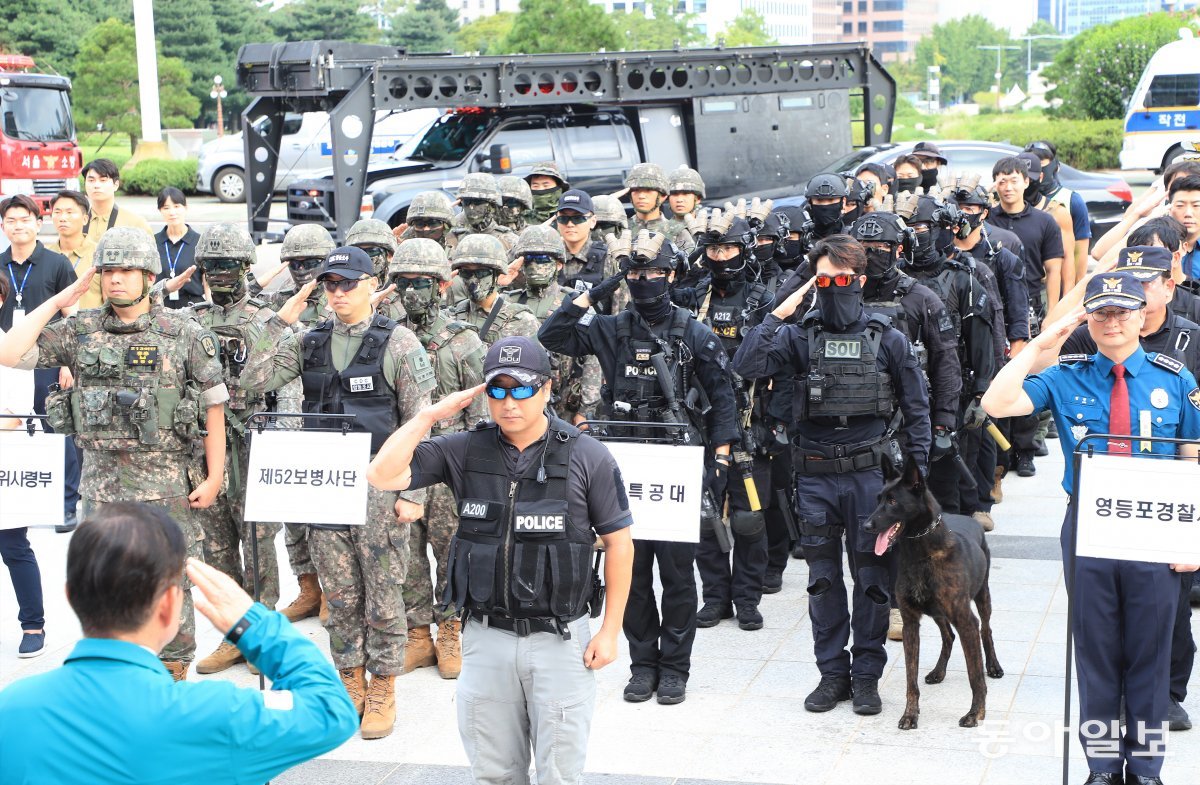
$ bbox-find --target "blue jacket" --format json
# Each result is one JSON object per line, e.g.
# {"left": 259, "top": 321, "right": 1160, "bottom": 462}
{"left": 0, "top": 604, "right": 358, "bottom": 785}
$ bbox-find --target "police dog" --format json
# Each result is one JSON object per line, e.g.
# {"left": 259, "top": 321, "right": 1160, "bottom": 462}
{"left": 865, "top": 453, "right": 1004, "bottom": 729}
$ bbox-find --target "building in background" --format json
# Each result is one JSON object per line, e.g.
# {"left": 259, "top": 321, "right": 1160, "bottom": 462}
{"left": 1037, "top": 0, "right": 1180, "bottom": 35}
{"left": 592, "top": 0, "right": 834, "bottom": 45}
{"left": 454, "top": 0, "right": 522, "bottom": 26}
{"left": 838, "top": 0, "right": 937, "bottom": 62}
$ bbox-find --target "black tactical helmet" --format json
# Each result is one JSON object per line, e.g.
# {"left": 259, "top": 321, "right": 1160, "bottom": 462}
{"left": 850, "top": 212, "right": 910, "bottom": 247}
{"left": 760, "top": 210, "right": 792, "bottom": 241}
{"left": 804, "top": 173, "right": 849, "bottom": 200}
{"left": 713, "top": 216, "right": 755, "bottom": 249}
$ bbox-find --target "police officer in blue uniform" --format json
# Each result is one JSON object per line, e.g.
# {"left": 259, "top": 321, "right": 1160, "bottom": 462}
{"left": 733, "top": 235, "right": 931, "bottom": 716}
{"left": 983, "top": 271, "right": 1200, "bottom": 785}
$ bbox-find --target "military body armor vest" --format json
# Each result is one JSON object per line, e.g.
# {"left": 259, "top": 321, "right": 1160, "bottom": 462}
{"left": 443, "top": 419, "right": 594, "bottom": 625}
{"left": 54, "top": 308, "right": 201, "bottom": 452}
{"left": 606, "top": 307, "right": 700, "bottom": 442}
{"left": 705, "top": 279, "right": 771, "bottom": 354}
{"left": 203, "top": 296, "right": 272, "bottom": 415}
{"left": 560, "top": 243, "right": 612, "bottom": 315}
{"left": 799, "top": 314, "right": 895, "bottom": 424}
{"left": 865, "top": 274, "right": 926, "bottom": 372}
{"left": 300, "top": 314, "right": 398, "bottom": 454}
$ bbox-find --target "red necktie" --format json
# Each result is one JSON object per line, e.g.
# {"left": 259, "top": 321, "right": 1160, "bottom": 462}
{"left": 1109, "top": 363, "right": 1131, "bottom": 456}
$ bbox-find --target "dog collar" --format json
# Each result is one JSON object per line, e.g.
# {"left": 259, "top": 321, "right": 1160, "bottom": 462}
{"left": 904, "top": 513, "right": 943, "bottom": 540}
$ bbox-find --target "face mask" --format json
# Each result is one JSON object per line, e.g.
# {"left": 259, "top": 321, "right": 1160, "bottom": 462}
{"left": 500, "top": 204, "right": 527, "bottom": 229}
{"left": 1023, "top": 179, "right": 1041, "bottom": 205}
{"left": 524, "top": 259, "right": 559, "bottom": 288}
{"left": 1038, "top": 160, "right": 1060, "bottom": 197}
{"left": 756, "top": 240, "right": 778, "bottom": 263}
{"left": 627, "top": 275, "right": 672, "bottom": 323}
{"left": 809, "top": 203, "right": 843, "bottom": 233}
{"left": 896, "top": 176, "right": 921, "bottom": 194}
{"left": 463, "top": 202, "right": 493, "bottom": 230}
{"left": 865, "top": 247, "right": 896, "bottom": 279}
{"left": 398, "top": 283, "right": 439, "bottom": 324}
{"left": 816, "top": 278, "right": 864, "bottom": 332}
{"left": 910, "top": 230, "right": 937, "bottom": 267}
{"left": 410, "top": 224, "right": 445, "bottom": 243}
{"left": 288, "top": 259, "right": 323, "bottom": 288}
{"left": 531, "top": 187, "right": 561, "bottom": 215}
{"left": 781, "top": 238, "right": 804, "bottom": 263}
{"left": 465, "top": 271, "right": 496, "bottom": 303}
{"left": 843, "top": 204, "right": 863, "bottom": 225}
{"left": 963, "top": 211, "right": 984, "bottom": 232}
{"left": 207, "top": 269, "right": 247, "bottom": 305}
{"left": 921, "top": 168, "right": 939, "bottom": 190}
{"left": 593, "top": 223, "right": 623, "bottom": 244}
{"left": 708, "top": 250, "right": 747, "bottom": 282}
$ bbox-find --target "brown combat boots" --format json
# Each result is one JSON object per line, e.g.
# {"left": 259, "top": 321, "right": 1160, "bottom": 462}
{"left": 360, "top": 674, "right": 396, "bottom": 739}
{"left": 339, "top": 666, "right": 368, "bottom": 717}
{"left": 403, "top": 625, "right": 437, "bottom": 673}
{"left": 319, "top": 593, "right": 329, "bottom": 625}
{"left": 281, "top": 573, "right": 322, "bottom": 623}
{"left": 196, "top": 641, "right": 246, "bottom": 674}
{"left": 992, "top": 466, "right": 1005, "bottom": 504}
{"left": 163, "top": 660, "right": 189, "bottom": 682}
{"left": 436, "top": 619, "right": 462, "bottom": 679}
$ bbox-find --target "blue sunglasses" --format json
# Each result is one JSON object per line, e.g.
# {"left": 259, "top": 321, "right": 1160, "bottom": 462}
{"left": 485, "top": 382, "right": 543, "bottom": 400}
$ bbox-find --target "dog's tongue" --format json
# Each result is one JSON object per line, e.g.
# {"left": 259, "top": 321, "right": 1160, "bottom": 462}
{"left": 875, "top": 523, "right": 900, "bottom": 556}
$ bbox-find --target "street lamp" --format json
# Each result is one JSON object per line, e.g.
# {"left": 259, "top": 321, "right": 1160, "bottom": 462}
{"left": 210, "top": 74, "right": 228, "bottom": 137}
{"left": 1020, "top": 34, "right": 1071, "bottom": 76}
{"left": 977, "top": 45, "right": 1020, "bottom": 108}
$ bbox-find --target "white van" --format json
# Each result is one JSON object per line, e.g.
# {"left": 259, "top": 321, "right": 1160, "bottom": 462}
{"left": 196, "top": 108, "right": 440, "bottom": 202}
{"left": 1120, "top": 29, "right": 1200, "bottom": 172}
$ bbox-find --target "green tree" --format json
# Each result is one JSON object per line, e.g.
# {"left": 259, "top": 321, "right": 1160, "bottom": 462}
{"left": 455, "top": 12, "right": 516, "bottom": 55}
{"left": 154, "top": 0, "right": 224, "bottom": 125}
{"left": 0, "top": 0, "right": 123, "bottom": 76}
{"left": 389, "top": 0, "right": 458, "bottom": 53}
{"left": 502, "top": 0, "right": 621, "bottom": 54}
{"left": 270, "top": 0, "right": 378, "bottom": 44}
{"left": 1021, "top": 19, "right": 1067, "bottom": 71}
{"left": 208, "top": 0, "right": 271, "bottom": 130}
{"left": 913, "top": 16, "right": 1019, "bottom": 105}
{"left": 72, "top": 18, "right": 200, "bottom": 148}
{"left": 718, "top": 9, "right": 776, "bottom": 47}
{"left": 614, "top": 0, "right": 705, "bottom": 50}
{"left": 1046, "top": 12, "right": 1186, "bottom": 120}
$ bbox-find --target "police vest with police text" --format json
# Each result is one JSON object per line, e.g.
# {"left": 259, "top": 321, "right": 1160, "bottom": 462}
{"left": 300, "top": 313, "right": 398, "bottom": 454}
{"left": 443, "top": 418, "right": 595, "bottom": 624}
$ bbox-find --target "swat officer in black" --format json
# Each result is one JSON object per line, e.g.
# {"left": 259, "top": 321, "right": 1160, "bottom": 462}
{"left": 798, "top": 174, "right": 852, "bottom": 256}
{"left": 538, "top": 230, "right": 739, "bottom": 706}
{"left": 900, "top": 193, "right": 998, "bottom": 516}
{"left": 734, "top": 235, "right": 931, "bottom": 716}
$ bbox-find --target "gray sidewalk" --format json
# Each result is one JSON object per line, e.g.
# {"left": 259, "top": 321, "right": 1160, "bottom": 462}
{"left": 2, "top": 446, "right": 1197, "bottom": 785}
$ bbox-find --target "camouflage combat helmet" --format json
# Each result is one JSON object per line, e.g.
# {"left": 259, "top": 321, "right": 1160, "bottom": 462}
{"left": 498, "top": 176, "right": 533, "bottom": 209}
{"left": 280, "top": 223, "right": 335, "bottom": 261}
{"left": 668, "top": 165, "right": 706, "bottom": 198}
{"left": 449, "top": 233, "right": 508, "bottom": 273}
{"left": 407, "top": 191, "right": 455, "bottom": 224}
{"left": 457, "top": 173, "right": 502, "bottom": 206}
{"left": 524, "top": 161, "right": 569, "bottom": 190}
{"left": 624, "top": 162, "right": 668, "bottom": 195}
{"left": 93, "top": 227, "right": 160, "bottom": 273}
{"left": 391, "top": 238, "right": 451, "bottom": 282}
{"left": 346, "top": 218, "right": 397, "bottom": 253}
{"left": 195, "top": 223, "right": 256, "bottom": 266}
{"left": 515, "top": 225, "right": 565, "bottom": 259}
{"left": 592, "top": 194, "right": 629, "bottom": 228}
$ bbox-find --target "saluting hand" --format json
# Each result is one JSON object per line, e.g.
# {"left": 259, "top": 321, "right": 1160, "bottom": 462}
{"left": 425, "top": 383, "right": 485, "bottom": 423}
{"left": 164, "top": 265, "right": 196, "bottom": 294}
{"left": 371, "top": 283, "right": 396, "bottom": 308}
{"left": 52, "top": 268, "right": 97, "bottom": 311}
{"left": 1033, "top": 307, "right": 1086, "bottom": 352}
{"left": 771, "top": 272, "right": 816, "bottom": 320}
{"left": 187, "top": 558, "right": 254, "bottom": 634}
{"left": 255, "top": 260, "right": 289, "bottom": 289}
{"left": 276, "top": 280, "right": 320, "bottom": 325}
{"left": 497, "top": 256, "right": 524, "bottom": 287}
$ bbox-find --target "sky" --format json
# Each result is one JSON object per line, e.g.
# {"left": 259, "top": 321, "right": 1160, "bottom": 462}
{"left": 940, "top": 0, "right": 1038, "bottom": 35}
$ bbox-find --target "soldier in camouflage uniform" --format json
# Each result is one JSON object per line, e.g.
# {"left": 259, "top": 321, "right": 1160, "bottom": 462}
{"left": 525, "top": 161, "right": 569, "bottom": 224}
{"left": 277, "top": 245, "right": 435, "bottom": 740}
{"left": 505, "top": 225, "right": 603, "bottom": 424}
{"left": 189, "top": 224, "right": 303, "bottom": 675}
{"left": 626, "top": 163, "right": 696, "bottom": 254}
{"left": 260, "top": 223, "right": 336, "bottom": 623}
{"left": 557, "top": 189, "right": 629, "bottom": 316}
{"left": 0, "top": 227, "right": 228, "bottom": 682}
{"left": 347, "top": 218, "right": 397, "bottom": 281}
{"left": 449, "top": 234, "right": 540, "bottom": 345}
{"left": 449, "top": 174, "right": 518, "bottom": 251}
{"left": 394, "top": 190, "right": 459, "bottom": 252}
{"left": 667, "top": 166, "right": 706, "bottom": 236}
{"left": 591, "top": 193, "right": 629, "bottom": 245}
{"left": 378, "top": 238, "right": 487, "bottom": 679}
{"left": 497, "top": 175, "right": 533, "bottom": 233}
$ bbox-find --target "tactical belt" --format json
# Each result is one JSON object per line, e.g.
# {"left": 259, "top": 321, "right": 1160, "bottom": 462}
{"left": 794, "top": 438, "right": 883, "bottom": 474}
{"left": 467, "top": 609, "right": 583, "bottom": 637}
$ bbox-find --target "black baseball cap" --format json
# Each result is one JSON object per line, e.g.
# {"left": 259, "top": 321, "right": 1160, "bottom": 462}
{"left": 1017, "top": 152, "right": 1043, "bottom": 178}
{"left": 483, "top": 336, "right": 552, "bottom": 386}
{"left": 1114, "top": 246, "right": 1172, "bottom": 281}
{"left": 1083, "top": 271, "right": 1147, "bottom": 312}
{"left": 318, "top": 246, "right": 374, "bottom": 280}
{"left": 911, "top": 142, "right": 948, "bottom": 165}
{"left": 557, "top": 189, "right": 594, "bottom": 215}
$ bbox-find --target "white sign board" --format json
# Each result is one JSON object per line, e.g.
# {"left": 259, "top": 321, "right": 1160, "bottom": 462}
{"left": 0, "top": 431, "right": 65, "bottom": 530}
{"left": 244, "top": 430, "right": 371, "bottom": 525}
{"left": 1076, "top": 453, "right": 1200, "bottom": 563}
{"left": 603, "top": 442, "right": 703, "bottom": 543}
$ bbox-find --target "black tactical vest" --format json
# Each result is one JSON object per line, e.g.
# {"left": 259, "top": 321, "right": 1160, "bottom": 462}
{"left": 799, "top": 314, "right": 895, "bottom": 423}
{"left": 443, "top": 419, "right": 594, "bottom": 624}
{"left": 865, "top": 274, "right": 926, "bottom": 372}
{"left": 300, "top": 314, "right": 398, "bottom": 453}
{"left": 560, "top": 242, "right": 612, "bottom": 315}
{"left": 705, "top": 278, "right": 772, "bottom": 355}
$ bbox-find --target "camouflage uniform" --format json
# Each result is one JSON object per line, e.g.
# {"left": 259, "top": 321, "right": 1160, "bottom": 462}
{"left": 505, "top": 226, "right": 602, "bottom": 422}
{"left": 525, "top": 161, "right": 570, "bottom": 225}
{"left": 397, "top": 191, "right": 458, "bottom": 253}
{"left": 666, "top": 165, "right": 706, "bottom": 241}
{"left": 448, "top": 234, "right": 539, "bottom": 345}
{"left": 449, "top": 174, "right": 518, "bottom": 252}
{"left": 627, "top": 163, "right": 696, "bottom": 254}
{"left": 20, "top": 228, "right": 228, "bottom": 664}
{"left": 302, "top": 313, "right": 434, "bottom": 674}
{"left": 496, "top": 175, "right": 534, "bottom": 233}
{"left": 380, "top": 238, "right": 488, "bottom": 627}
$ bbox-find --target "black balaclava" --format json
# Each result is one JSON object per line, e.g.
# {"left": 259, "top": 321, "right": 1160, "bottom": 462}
{"left": 909, "top": 226, "right": 938, "bottom": 268}
{"left": 1038, "top": 158, "right": 1061, "bottom": 198}
{"left": 809, "top": 201, "right": 844, "bottom": 235}
{"left": 816, "top": 278, "right": 864, "bottom": 332}
{"left": 863, "top": 246, "right": 899, "bottom": 299}
{"left": 920, "top": 167, "right": 939, "bottom": 191}
{"left": 627, "top": 274, "right": 672, "bottom": 323}
{"left": 1023, "top": 177, "right": 1041, "bottom": 205}
{"left": 963, "top": 211, "right": 984, "bottom": 232}
{"left": 708, "top": 249, "right": 748, "bottom": 286}
{"left": 843, "top": 203, "right": 863, "bottom": 226}
{"left": 780, "top": 238, "right": 804, "bottom": 267}
{"left": 896, "top": 176, "right": 921, "bottom": 194}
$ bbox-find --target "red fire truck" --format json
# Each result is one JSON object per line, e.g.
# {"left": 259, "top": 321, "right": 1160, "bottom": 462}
{"left": 0, "top": 54, "right": 82, "bottom": 213}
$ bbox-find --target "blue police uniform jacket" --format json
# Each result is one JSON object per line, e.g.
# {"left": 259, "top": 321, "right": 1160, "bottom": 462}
{"left": 1022, "top": 346, "right": 1200, "bottom": 493}
{"left": 0, "top": 604, "right": 358, "bottom": 785}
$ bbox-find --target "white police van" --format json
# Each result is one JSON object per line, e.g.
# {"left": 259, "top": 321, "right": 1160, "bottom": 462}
{"left": 1120, "top": 29, "right": 1200, "bottom": 172}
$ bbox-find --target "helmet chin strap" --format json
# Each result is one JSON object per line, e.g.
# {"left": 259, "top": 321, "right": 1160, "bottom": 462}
{"left": 106, "top": 272, "right": 151, "bottom": 308}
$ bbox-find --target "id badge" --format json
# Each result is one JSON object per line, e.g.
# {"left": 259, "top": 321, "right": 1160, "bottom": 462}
{"left": 11, "top": 308, "right": 25, "bottom": 325}
{"left": 169, "top": 290, "right": 180, "bottom": 301}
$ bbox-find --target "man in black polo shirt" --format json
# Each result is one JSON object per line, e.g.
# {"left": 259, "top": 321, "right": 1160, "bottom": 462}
{"left": 986, "top": 156, "right": 1065, "bottom": 478}
{"left": 0, "top": 195, "right": 81, "bottom": 531}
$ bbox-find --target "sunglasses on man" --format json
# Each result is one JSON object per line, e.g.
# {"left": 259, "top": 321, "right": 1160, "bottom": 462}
{"left": 321, "top": 277, "right": 369, "bottom": 293}
{"left": 555, "top": 214, "right": 589, "bottom": 226}
{"left": 485, "top": 382, "right": 544, "bottom": 400}
{"left": 814, "top": 273, "right": 857, "bottom": 288}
